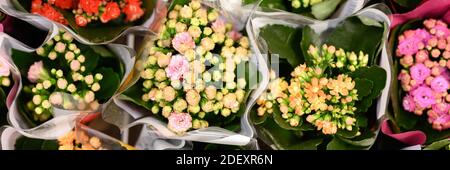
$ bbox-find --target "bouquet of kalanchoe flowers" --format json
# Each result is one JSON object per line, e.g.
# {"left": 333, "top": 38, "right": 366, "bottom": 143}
{"left": 243, "top": 0, "right": 361, "bottom": 20}
{"left": 249, "top": 5, "right": 390, "bottom": 149}
{"left": 10, "top": 29, "right": 125, "bottom": 126}
{"left": 387, "top": 18, "right": 450, "bottom": 147}
{"left": 1, "top": 0, "right": 157, "bottom": 43}
{"left": 120, "top": 0, "right": 257, "bottom": 137}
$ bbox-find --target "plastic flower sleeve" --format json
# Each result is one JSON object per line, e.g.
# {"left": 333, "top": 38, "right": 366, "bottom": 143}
{"left": 0, "top": 26, "right": 135, "bottom": 139}
{"left": 0, "top": 0, "right": 160, "bottom": 45}
{"left": 104, "top": 0, "right": 267, "bottom": 147}
{"left": 247, "top": 4, "right": 392, "bottom": 149}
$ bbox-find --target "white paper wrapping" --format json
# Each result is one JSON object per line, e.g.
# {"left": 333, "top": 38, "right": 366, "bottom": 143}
{"left": 246, "top": 3, "right": 392, "bottom": 149}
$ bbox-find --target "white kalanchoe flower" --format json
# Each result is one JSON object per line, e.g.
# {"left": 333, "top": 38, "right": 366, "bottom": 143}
{"left": 48, "top": 51, "right": 57, "bottom": 60}
{"left": 65, "top": 51, "right": 75, "bottom": 61}
{"left": 202, "top": 72, "right": 211, "bottom": 82}
{"left": 223, "top": 72, "right": 235, "bottom": 83}
{"left": 91, "top": 83, "right": 101, "bottom": 92}
{"left": 201, "top": 100, "right": 214, "bottom": 113}
{"left": 41, "top": 100, "right": 51, "bottom": 109}
{"left": 43, "top": 80, "right": 52, "bottom": 89}
{"left": 171, "top": 79, "right": 182, "bottom": 90}
{"left": 168, "top": 10, "right": 178, "bottom": 19}
{"left": 203, "top": 27, "right": 213, "bottom": 36}
{"left": 95, "top": 73, "right": 103, "bottom": 80}
{"left": 157, "top": 53, "right": 171, "bottom": 67}
{"left": 226, "top": 82, "right": 236, "bottom": 89}
{"left": 55, "top": 42, "right": 66, "bottom": 53}
{"left": 36, "top": 47, "right": 45, "bottom": 56}
{"left": 67, "top": 84, "right": 77, "bottom": 93}
{"left": 57, "top": 78, "right": 67, "bottom": 89}
{"left": 207, "top": 10, "right": 219, "bottom": 21}
{"left": 74, "top": 48, "right": 80, "bottom": 54}
{"left": 185, "top": 49, "right": 196, "bottom": 61}
{"left": 237, "top": 78, "right": 246, "bottom": 89}
{"left": 46, "top": 39, "right": 54, "bottom": 46}
{"left": 70, "top": 60, "right": 81, "bottom": 71}
{"left": 32, "top": 95, "right": 42, "bottom": 105}
{"left": 1, "top": 78, "right": 10, "bottom": 86}
{"left": 162, "top": 106, "right": 172, "bottom": 118}
{"left": 77, "top": 55, "right": 85, "bottom": 63}
{"left": 53, "top": 35, "right": 61, "bottom": 42}
{"left": 236, "top": 89, "right": 245, "bottom": 102}
{"left": 62, "top": 32, "right": 73, "bottom": 42}
{"left": 143, "top": 80, "right": 153, "bottom": 89}
{"left": 221, "top": 108, "right": 231, "bottom": 117}
{"left": 163, "top": 86, "right": 176, "bottom": 102}
{"left": 36, "top": 83, "right": 43, "bottom": 90}
{"left": 68, "top": 44, "right": 77, "bottom": 51}
{"left": 173, "top": 99, "right": 188, "bottom": 113}
{"left": 56, "top": 70, "right": 64, "bottom": 78}
{"left": 212, "top": 70, "right": 222, "bottom": 81}
{"left": 154, "top": 69, "right": 167, "bottom": 82}
{"left": 84, "top": 75, "right": 94, "bottom": 85}
{"left": 186, "top": 90, "right": 200, "bottom": 106}
{"left": 188, "top": 105, "right": 200, "bottom": 114}
{"left": 35, "top": 107, "right": 43, "bottom": 115}
{"left": 84, "top": 91, "right": 95, "bottom": 103}
{"left": 239, "top": 37, "right": 250, "bottom": 49}
{"left": 175, "top": 22, "right": 187, "bottom": 33}
{"left": 179, "top": 5, "right": 193, "bottom": 18}
{"left": 49, "top": 93, "right": 63, "bottom": 105}
{"left": 151, "top": 105, "right": 160, "bottom": 114}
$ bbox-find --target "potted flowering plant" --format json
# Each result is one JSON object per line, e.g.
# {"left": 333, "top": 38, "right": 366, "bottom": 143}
{"left": 0, "top": 49, "right": 13, "bottom": 125}
{"left": 243, "top": 0, "right": 367, "bottom": 20}
{"left": 2, "top": 27, "right": 134, "bottom": 139}
{"left": 248, "top": 4, "right": 391, "bottom": 149}
{"left": 111, "top": 0, "right": 265, "bottom": 146}
{"left": 384, "top": 0, "right": 450, "bottom": 149}
{"left": 0, "top": 0, "right": 157, "bottom": 44}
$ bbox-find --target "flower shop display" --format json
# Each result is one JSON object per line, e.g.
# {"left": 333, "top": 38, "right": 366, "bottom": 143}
{"left": 248, "top": 4, "right": 391, "bottom": 149}
{"left": 243, "top": 0, "right": 367, "bottom": 20}
{"left": 114, "top": 0, "right": 265, "bottom": 146}
{"left": 0, "top": 0, "right": 158, "bottom": 43}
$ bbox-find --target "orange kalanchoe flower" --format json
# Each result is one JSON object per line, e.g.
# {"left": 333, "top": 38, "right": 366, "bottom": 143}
{"left": 100, "top": 2, "right": 121, "bottom": 23}
{"left": 123, "top": 0, "right": 145, "bottom": 22}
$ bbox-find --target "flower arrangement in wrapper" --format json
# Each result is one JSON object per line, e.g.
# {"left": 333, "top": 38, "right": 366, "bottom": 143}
{"left": 121, "top": 0, "right": 257, "bottom": 135}
{"left": 5, "top": 0, "right": 157, "bottom": 43}
{"left": 10, "top": 29, "right": 125, "bottom": 126}
{"left": 249, "top": 12, "right": 389, "bottom": 149}
{"left": 387, "top": 18, "right": 450, "bottom": 147}
{"left": 244, "top": 0, "right": 347, "bottom": 20}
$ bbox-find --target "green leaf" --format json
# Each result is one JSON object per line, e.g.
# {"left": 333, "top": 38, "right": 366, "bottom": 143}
{"left": 11, "top": 49, "right": 40, "bottom": 75}
{"left": 250, "top": 107, "right": 269, "bottom": 125}
{"left": 14, "top": 137, "right": 58, "bottom": 150}
{"left": 324, "top": 16, "right": 384, "bottom": 64}
{"left": 168, "top": 0, "right": 191, "bottom": 11}
{"left": 354, "top": 78, "right": 374, "bottom": 99}
{"left": 81, "top": 47, "right": 100, "bottom": 73}
{"left": 311, "top": 0, "right": 342, "bottom": 20}
{"left": 90, "top": 46, "right": 114, "bottom": 57}
{"left": 326, "top": 137, "right": 368, "bottom": 150}
{"left": 424, "top": 139, "right": 450, "bottom": 150}
{"left": 337, "top": 132, "right": 377, "bottom": 147}
{"left": 356, "top": 115, "right": 368, "bottom": 128}
{"left": 260, "top": 24, "right": 304, "bottom": 67}
{"left": 286, "top": 138, "right": 323, "bottom": 150}
{"left": 349, "top": 66, "right": 387, "bottom": 113}
{"left": 95, "top": 68, "right": 121, "bottom": 101}
{"left": 272, "top": 105, "right": 303, "bottom": 131}
{"left": 336, "top": 126, "right": 359, "bottom": 139}
{"left": 300, "top": 26, "right": 321, "bottom": 66}
{"left": 120, "top": 81, "right": 153, "bottom": 111}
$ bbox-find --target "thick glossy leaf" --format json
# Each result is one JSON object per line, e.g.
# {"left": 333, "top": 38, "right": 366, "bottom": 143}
{"left": 311, "top": 0, "right": 342, "bottom": 20}
{"left": 337, "top": 132, "right": 376, "bottom": 147}
{"left": 80, "top": 47, "right": 100, "bottom": 73}
{"left": 250, "top": 107, "right": 269, "bottom": 125}
{"left": 349, "top": 66, "right": 387, "bottom": 113}
{"left": 13, "top": 0, "right": 156, "bottom": 43}
{"left": 324, "top": 16, "right": 384, "bottom": 64}
{"left": 11, "top": 49, "right": 40, "bottom": 75}
{"left": 336, "top": 126, "right": 359, "bottom": 139}
{"left": 95, "top": 68, "right": 121, "bottom": 101}
{"left": 287, "top": 138, "right": 323, "bottom": 150}
{"left": 326, "top": 137, "right": 368, "bottom": 150}
{"left": 14, "top": 137, "right": 58, "bottom": 150}
{"left": 354, "top": 78, "right": 373, "bottom": 99}
{"left": 260, "top": 24, "right": 304, "bottom": 67}
{"left": 423, "top": 139, "right": 450, "bottom": 150}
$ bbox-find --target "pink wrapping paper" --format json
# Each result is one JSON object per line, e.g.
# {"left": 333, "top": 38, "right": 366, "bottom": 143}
{"left": 383, "top": 0, "right": 450, "bottom": 146}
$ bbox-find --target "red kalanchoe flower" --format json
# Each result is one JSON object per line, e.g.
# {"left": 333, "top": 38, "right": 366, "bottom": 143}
{"left": 123, "top": 0, "right": 144, "bottom": 22}
{"left": 75, "top": 15, "right": 89, "bottom": 27}
{"left": 54, "top": 0, "right": 74, "bottom": 10}
{"left": 79, "top": 0, "right": 101, "bottom": 15}
{"left": 100, "top": 2, "right": 121, "bottom": 23}
{"left": 31, "top": 0, "right": 43, "bottom": 13}
{"left": 32, "top": 2, "right": 68, "bottom": 25}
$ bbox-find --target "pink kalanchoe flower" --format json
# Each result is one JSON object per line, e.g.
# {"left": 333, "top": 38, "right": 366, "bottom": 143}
{"left": 172, "top": 32, "right": 195, "bottom": 54}
{"left": 410, "top": 63, "right": 431, "bottom": 84}
{"left": 165, "top": 54, "right": 189, "bottom": 80}
{"left": 427, "top": 104, "right": 450, "bottom": 131}
{"left": 414, "top": 50, "right": 429, "bottom": 63}
{"left": 398, "top": 71, "right": 411, "bottom": 86}
{"left": 432, "top": 103, "right": 450, "bottom": 115}
{"left": 167, "top": 112, "right": 192, "bottom": 133}
{"left": 227, "top": 30, "right": 242, "bottom": 41}
{"left": 397, "top": 36, "right": 423, "bottom": 56}
{"left": 27, "top": 61, "right": 50, "bottom": 83}
{"left": 211, "top": 18, "right": 226, "bottom": 33}
{"left": 402, "top": 94, "right": 416, "bottom": 112}
{"left": 0, "top": 55, "right": 11, "bottom": 77}
{"left": 431, "top": 25, "right": 450, "bottom": 38}
{"left": 412, "top": 86, "right": 436, "bottom": 108}
{"left": 430, "top": 76, "right": 449, "bottom": 92}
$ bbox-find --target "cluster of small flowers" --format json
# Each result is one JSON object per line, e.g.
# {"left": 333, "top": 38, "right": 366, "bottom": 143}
{"left": 58, "top": 130, "right": 103, "bottom": 150}
{"left": 139, "top": 0, "right": 250, "bottom": 134}
{"left": 27, "top": 30, "right": 102, "bottom": 122}
{"left": 308, "top": 44, "right": 369, "bottom": 72}
{"left": 396, "top": 19, "right": 450, "bottom": 131}
{"left": 0, "top": 55, "right": 11, "bottom": 88}
{"left": 257, "top": 44, "right": 365, "bottom": 135}
{"left": 289, "top": 0, "right": 323, "bottom": 9}
{"left": 31, "top": 0, "right": 144, "bottom": 27}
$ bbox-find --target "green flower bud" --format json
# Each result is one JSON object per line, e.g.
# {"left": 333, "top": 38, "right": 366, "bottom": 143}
{"left": 151, "top": 105, "right": 160, "bottom": 114}
{"left": 198, "top": 111, "right": 206, "bottom": 119}
{"left": 221, "top": 108, "right": 231, "bottom": 117}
